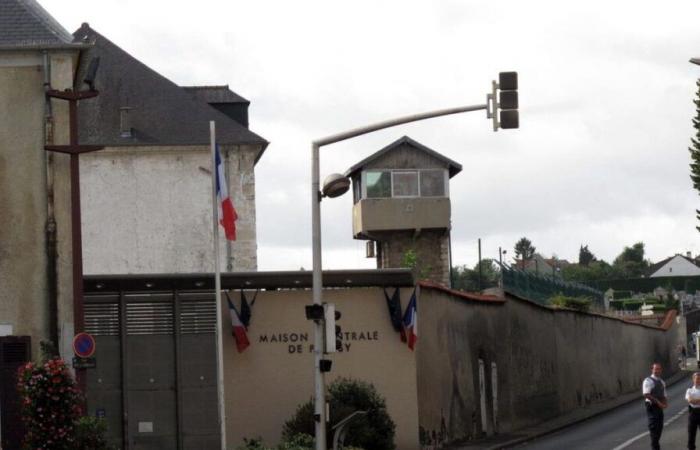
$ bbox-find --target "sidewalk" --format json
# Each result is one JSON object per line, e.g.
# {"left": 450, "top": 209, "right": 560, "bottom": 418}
{"left": 449, "top": 363, "right": 694, "bottom": 450}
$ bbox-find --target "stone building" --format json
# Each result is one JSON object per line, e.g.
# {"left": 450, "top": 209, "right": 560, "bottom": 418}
{"left": 345, "top": 136, "right": 462, "bottom": 286}
{"left": 74, "top": 24, "right": 268, "bottom": 275}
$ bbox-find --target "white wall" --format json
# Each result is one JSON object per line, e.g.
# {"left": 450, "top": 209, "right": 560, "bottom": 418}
{"left": 650, "top": 255, "right": 700, "bottom": 278}
{"left": 80, "top": 144, "right": 259, "bottom": 274}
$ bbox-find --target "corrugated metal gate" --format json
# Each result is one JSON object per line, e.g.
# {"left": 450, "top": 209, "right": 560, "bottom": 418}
{"left": 85, "top": 290, "right": 219, "bottom": 450}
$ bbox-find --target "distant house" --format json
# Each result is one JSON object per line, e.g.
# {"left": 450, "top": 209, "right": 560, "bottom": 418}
{"left": 648, "top": 253, "right": 700, "bottom": 278}
{"left": 513, "top": 253, "right": 569, "bottom": 278}
{"left": 74, "top": 24, "right": 268, "bottom": 274}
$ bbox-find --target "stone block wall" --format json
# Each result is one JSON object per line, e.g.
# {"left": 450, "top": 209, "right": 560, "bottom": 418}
{"left": 376, "top": 230, "right": 450, "bottom": 286}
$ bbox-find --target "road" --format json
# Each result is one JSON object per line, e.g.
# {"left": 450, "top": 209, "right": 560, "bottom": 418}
{"left": 512, "top": 373, "right": 695, "bottom": 449}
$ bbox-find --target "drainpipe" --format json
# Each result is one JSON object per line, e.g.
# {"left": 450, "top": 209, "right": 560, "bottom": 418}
{"left": 43, "top": 51, "right": 59, "bottom": 349}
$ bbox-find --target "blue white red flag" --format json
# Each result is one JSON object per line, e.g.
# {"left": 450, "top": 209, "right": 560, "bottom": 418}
{"left": 215, "top": 146, "right": 237, "bottom": 241}
{"left": 226, "top": 293, "right": 250, "bottom": 353}
{"left": 402, "top": 289, "right": 418, "bottom": 350}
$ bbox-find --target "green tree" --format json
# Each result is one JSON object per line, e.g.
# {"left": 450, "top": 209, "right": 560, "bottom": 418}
{"left": 612, "top": 242, "right": 650, "bottom": 278}
{"left": 283, "top": 378, "right": 396, "bottom": 450}
{"left": 690, "top": 78, "right": 700, "bottom": 231}
{"left": 578, "top": 245, "right": 596, "bottom": 267}
{"left": 562, "top": 260, "right": 613, "bottom": 283}
{"left": 514, "top": 237, "right": 536, "bottom": 266}
{"left": 451, "top": 259, "right": 500, "bottom": 291}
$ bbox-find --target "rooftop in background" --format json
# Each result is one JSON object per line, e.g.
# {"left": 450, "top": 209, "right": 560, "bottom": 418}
{"left": 0, "top": 0, "right": 80, "bottom": 48}
{"left": 182, "top": 85, "right": 250, "bottom": 105}
{"left": 72, "top": 23, "right": 268, "bottom": 154}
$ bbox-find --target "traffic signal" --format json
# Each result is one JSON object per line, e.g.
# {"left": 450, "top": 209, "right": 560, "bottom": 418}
{"left": 324, "top": 303, "right": 342, "bottom": 353}
{"left": 488, "top": 71, "right": 519, "bottom": 131}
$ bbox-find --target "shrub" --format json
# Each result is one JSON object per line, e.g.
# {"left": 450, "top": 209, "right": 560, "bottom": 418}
{"left": 74, "top": 416, "right": 112, "bottom": 450}
{"left": 17, "top": 358, "right": 82, "bottom": 449}
{"left": 282, "top": 378, "right": 395, "bottom": 450}
{"left": 549, "top": 294, "right": 591, "bottom": 312}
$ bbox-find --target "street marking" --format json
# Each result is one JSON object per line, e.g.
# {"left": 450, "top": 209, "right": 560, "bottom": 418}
{"left": 611, "top": 408, "right": 686, "bottom": 450}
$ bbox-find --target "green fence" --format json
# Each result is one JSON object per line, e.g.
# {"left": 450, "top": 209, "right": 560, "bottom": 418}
{"left": 501, "top": 266, "right": 604, "bottom": 306}
{"left": 584, "top": 276, "right": 700, "bottom": 294}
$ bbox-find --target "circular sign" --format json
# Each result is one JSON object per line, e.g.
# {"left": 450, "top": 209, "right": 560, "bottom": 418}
{"left": 73, "top": 332, "right": 96, "bottom": 358}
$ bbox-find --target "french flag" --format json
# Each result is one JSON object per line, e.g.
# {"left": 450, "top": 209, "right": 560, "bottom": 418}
{"left": 226, "top": 294, "right": 250, "bottom": 353}
{"left": 402, "top": 290, "right": 418, "bottom": 350}
{"left": 215, "top": 146, "right": 238, "bottom": 241}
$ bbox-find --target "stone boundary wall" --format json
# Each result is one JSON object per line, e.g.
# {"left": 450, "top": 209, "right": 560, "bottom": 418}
{"left": 415, "top": 281, "right": 680, "bottom": 448}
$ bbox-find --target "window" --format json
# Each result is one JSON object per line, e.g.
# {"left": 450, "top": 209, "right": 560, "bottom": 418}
{"left": 392, "top": 171, "right": 418, "bottom": 197}
{"left": 362, "top": 169, "right": 447, "bottom": 199}
{"left": 420, "top": 170, "right": 446, "bottom": 197}
{"left": 365, "top": 171, "right": 391, "bottom": 198}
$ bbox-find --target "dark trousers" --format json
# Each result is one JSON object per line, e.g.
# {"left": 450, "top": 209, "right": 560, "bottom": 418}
{"left": 689, "top": 407, "right": 700, "bottom": 450}
{"left": 646, "top": 403, "right": 664, "bottom": 450}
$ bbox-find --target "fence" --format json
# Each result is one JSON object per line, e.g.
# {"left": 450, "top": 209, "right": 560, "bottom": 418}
{"left": 501, "top": 266, "right": 604, "bottom": 306}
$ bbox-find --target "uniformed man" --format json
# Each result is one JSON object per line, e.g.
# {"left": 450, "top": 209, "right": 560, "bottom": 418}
{"left": 686, "top": 372, "right": 700, "bottom": 449}
{"left": 643, "top": 362, "right": 668, "bottom": 450}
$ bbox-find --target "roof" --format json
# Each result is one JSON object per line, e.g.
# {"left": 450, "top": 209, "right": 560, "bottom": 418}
{"left": 182, "top": 85, "right": 249, "bottom": 104}
{"left": 84, "top": 269, "right": 415, "bottom": 293}
{"left": 72, "top": 24, "right": 268, "bottom": 152}
{"left": 647, "top": 254, "right": 700, "bottom": 277}
{"left": 0, "top": 0, "right": 79, "bottom": 48}
{"left": 344, "top": 136, "right": 463, "bottom": 179}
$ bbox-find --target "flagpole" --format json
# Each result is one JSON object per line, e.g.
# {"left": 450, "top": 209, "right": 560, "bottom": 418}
{"left": 210, "top": 121, "right": 227, "bottom": 449}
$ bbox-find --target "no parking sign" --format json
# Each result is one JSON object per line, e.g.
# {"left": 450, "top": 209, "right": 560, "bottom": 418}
{"left": 72, "top": 332, "right": 97, "bottom": 369}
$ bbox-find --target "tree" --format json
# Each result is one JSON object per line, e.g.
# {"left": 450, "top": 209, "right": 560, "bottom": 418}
{"left": 451, "top": 259, "right": 500, "bottom": 292}
{"left": 514, "top": 237, "right": 536, "bottom": 266}
{"left": 612, "top": 242, "right": 650, "bottom": 278}
{"left": 578, "top": 245, "right": 596, "bottom": 267}
{"left": 690, "top": 79, "right": 700, "bottom": 231}
{"left": 561, "top": 260, "right": 613, "bottom": 283}
{"left": 283, "top": 378, "right": 396, "bottom": 450}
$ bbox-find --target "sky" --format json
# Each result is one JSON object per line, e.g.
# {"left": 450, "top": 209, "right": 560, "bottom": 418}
{"left": 43, "top": 0, "right": 700, "bottom": 271}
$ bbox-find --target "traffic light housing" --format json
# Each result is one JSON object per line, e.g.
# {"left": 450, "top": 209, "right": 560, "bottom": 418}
{"left": 488, "top": 71, "right": 519, "bottom": 131}
{"left": 324, "top": 303, "right": 342, "bottom": 353}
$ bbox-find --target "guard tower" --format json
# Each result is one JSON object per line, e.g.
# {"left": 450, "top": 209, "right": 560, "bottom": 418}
{"left": 345, "top": 136, "right": 462, "bottom": 286}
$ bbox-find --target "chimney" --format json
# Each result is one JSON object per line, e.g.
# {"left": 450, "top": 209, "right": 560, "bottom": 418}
{"left": 688, "top": 251, "right": 692, "bottom": 259}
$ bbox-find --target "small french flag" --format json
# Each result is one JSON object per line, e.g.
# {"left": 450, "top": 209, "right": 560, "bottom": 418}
{"left": 402, "top": 290, "right": 418, "bottom": 350}
{"left": 215, "top": 146, "right": 238, "bottom": 241}
{"left": 226, "top": 294, "right": 250, "bottom": 353}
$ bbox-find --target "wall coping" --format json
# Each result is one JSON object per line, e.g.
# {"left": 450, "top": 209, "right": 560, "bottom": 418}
{"left": 418, "top": 281, "right": 677, "bottom": 331}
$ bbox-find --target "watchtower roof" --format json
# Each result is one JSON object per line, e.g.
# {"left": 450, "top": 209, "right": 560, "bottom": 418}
{"left": 344, "top": 136, "right": 462, "bottom": 179}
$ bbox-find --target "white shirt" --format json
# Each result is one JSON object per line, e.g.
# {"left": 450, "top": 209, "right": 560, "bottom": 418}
{"left": 642, "top": 375, "right": 667, "bottom": 402}
{"left": 686, "top": 386, "right": 700, "bottom": 408}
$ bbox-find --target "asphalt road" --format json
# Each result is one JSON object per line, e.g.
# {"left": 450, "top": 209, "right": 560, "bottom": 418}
{"left": 512, "top": 373, "right": 697, "bottom": 450}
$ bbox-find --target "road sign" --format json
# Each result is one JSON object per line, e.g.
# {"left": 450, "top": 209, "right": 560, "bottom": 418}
{"left": 73, "top": 332, "right": 96, "bottom": 358}
{"left": 72, "top": 356, "right": 96, "bottom": 369}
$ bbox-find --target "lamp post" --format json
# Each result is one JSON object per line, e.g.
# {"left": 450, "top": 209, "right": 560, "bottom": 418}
{"left": 309, "top": 72, "right": 518, "bottom": 449}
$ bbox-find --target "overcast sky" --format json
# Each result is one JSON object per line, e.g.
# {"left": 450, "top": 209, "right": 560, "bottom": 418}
{"left": 44, "top": 0, "right": 700, "bottom": 270}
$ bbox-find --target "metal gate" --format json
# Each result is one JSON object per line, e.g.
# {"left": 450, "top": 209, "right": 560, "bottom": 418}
{"left": 85, "top": 288, "right": 219, "bottom": 450}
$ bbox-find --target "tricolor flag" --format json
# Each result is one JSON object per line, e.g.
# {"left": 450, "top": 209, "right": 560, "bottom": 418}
{"left": 226, "top": 293, "right": 250, "bottom": 353}
{"left": 215, "top": 146, "right": 238, "bottom": 241}
{"left": 402, "top": 290, "right": 418, "bottom": 350}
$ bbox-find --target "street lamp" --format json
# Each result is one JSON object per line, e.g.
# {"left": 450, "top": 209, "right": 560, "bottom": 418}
{"left": 691, "top": 58, "right": 700, "bottom": 66}
{"left": 308, "top": 72, "right": 519, "bottom": 449}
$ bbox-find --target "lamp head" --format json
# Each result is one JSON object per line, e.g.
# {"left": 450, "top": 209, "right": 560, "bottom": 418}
{"left": 321, "top": 173, "right": 350, "bottom": 198}
{"left": 691, "top": 58, "right": 700, "bottom": 66}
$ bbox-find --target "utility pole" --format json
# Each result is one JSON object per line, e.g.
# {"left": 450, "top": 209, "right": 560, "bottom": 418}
{"left": 478, "top": 238, "right": 482, "bottom": 291}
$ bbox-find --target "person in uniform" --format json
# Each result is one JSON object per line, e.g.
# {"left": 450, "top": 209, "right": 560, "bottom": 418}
{"left": 643, "top": 363, "right": 668, "bottom": 450}
{"left": 686, "top": 372, "right": 700, "bottom": 449}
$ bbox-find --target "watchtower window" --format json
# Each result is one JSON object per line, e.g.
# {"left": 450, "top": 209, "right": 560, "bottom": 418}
{"left": 365, "top": 171, "right": 392, "bottom": 198}
{"left": 361, "top": 169, "right": 448, "bottom": 199}
{"left": 392, "top": 171, "right": 419, "bottom": 197}
{"left": 420, "top": 170, "right": 446, "bottom": 197}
